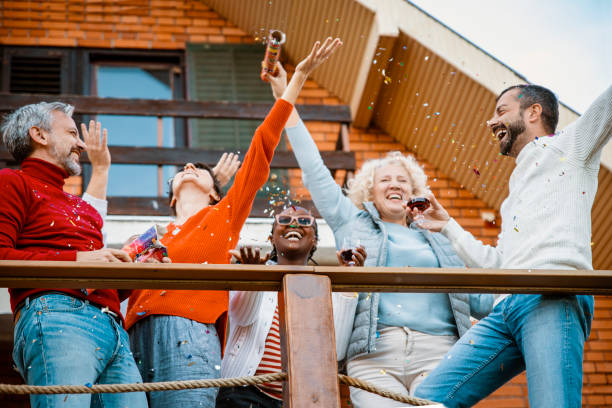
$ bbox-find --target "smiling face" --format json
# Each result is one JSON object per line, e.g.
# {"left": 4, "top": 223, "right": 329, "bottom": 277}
{"left": 46, "top": 111, "right": 85, "bottom": 176}
{"left": 170, "top": 162, "right": 217, "bottom": 206}
{"left": 372, "top": 163, "right": 413, "bottom": 224}
{"left": 488, "top": 88, "right": 528, "bottom": 157}
{"left": 270, "top": 207, "right": 317, "bottom": 264}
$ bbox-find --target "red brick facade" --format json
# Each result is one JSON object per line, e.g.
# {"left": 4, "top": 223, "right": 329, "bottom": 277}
{"left": 1, "top": 1, "right": 611, "bottom": 406}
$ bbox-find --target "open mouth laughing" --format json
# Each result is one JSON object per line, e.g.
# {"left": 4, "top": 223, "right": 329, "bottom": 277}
{"left": 283, "top": 230, "right": 303, "bottom": 241}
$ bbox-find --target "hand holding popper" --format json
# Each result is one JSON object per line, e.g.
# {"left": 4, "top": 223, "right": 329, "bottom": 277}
{"left": 261, "top": 30, "right": 286, "bottom": 81}
{"left": 122, "top": 224, "right": 169, "bottom": 263}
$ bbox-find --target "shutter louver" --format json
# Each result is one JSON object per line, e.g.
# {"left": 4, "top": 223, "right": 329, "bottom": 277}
{"left": 187, "top": 44, "right": 276, "bottom": 150}
{"left": 10, "top": 56, "right": 62, "bottom": 94}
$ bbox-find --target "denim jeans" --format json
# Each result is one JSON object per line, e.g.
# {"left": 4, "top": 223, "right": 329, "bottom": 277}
{"left": 129, "top": 315, "right": 222, "bottom": 408}
{"left": 216, "top": 385, "right": 282, "bottom": 408}
{"left": 12, "top": 293, "right": 147, "bottom": 408}
{"left": 414, "top": 294, "right": 593, "bottom": 408}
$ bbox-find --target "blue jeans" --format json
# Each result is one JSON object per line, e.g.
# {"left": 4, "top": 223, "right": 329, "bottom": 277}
{"left": 129, "top": 315, "right": 222, "bottom": 408}
{"left": 414, "top": 294, "right": 593, "bottom": 408}
{"left": 12, "top": 293, "right": 147, "bottom": 408}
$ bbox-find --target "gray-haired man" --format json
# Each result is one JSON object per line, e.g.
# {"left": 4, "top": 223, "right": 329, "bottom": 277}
{"left": 0, "top": 102, "right": 147, "bottom": 407}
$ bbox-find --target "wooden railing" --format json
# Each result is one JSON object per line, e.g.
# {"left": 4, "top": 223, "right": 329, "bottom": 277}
{"left": 0, "top": 93, "right": 355, "bottom": 217}
{"left": 1, "top": 261, "right": 611, "bottom": 407}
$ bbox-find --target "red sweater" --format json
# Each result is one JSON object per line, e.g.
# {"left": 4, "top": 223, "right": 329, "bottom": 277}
{"left": 0, "top": 158, "right": 122, "bottom": 316}
{"left": 125, "top": 99, "right": 293, "bottom": 333}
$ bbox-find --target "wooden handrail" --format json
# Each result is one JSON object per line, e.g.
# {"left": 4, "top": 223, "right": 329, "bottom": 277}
{"left": 1, "top": 261, "right": 611, "bottom": 294}
{"left": 0, "top": 93, "right": 352, "bottom": 123}
{"left": 1, "top": 260, "right": 610, "bottom": 407}
{"left": 0, "top": 147, "right": 355, "bottom": 170}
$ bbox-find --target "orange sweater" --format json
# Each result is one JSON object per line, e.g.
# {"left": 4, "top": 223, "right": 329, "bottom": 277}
{"left": 125, "top": 99, "right": 293, "bottom": 331}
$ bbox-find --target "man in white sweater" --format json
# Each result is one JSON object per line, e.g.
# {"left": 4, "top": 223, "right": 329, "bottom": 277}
{"left": 413, "top": 84, "right": 612, "bottom": 407}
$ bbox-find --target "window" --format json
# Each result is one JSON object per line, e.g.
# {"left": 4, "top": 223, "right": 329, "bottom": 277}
{"left": 91, "top": 58, "right": 184, "bottom": 197}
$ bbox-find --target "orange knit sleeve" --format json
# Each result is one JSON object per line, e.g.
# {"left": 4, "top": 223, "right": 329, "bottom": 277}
{"left": 224, "top": 99, "right": 293, "bottom": 232}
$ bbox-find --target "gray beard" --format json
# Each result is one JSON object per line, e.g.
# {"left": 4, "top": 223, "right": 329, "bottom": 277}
{"left": 61, "top": 157, "right": 82, "bottom": 176}
{"left": 51, "top": 144, "right": 81, "bottom": 176}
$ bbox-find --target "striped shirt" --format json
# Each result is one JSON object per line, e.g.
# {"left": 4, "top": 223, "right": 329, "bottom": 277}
{"left": 254, "top": 306, "right": 283, "bottom": 400}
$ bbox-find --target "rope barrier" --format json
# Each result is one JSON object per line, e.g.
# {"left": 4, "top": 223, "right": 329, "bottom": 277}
{"left": 0, "top": 372, "right": 439, "bottom": 406}
{"left": 0, "top": 373, "right": 286, "bottom": 395}
{"left": 338, "top": 374, "right": 437, "bottom": 406}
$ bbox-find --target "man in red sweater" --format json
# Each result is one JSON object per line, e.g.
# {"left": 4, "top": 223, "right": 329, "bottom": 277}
{"left": 0, "top": 102, "right": 147, "bottom": 407}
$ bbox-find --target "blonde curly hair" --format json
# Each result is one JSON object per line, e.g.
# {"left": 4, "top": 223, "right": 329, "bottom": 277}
{"left": 346, "top": 151, "right": 429, "bottom": 208}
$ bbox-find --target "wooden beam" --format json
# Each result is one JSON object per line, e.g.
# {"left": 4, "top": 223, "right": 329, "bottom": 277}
{"left": 279, "top": 274, "right": 340, "bottom": 407}
{"left": 0, "top": 261, "right": 611, "bottom": 294}
{"left": 0, "top": 93, "right": 352, "bottom": 123}
{"left": 0, "top": 147, "right": 356, "bottom": 170}
{"left": 106, "top": 197, "right": 321, "bottom": 218}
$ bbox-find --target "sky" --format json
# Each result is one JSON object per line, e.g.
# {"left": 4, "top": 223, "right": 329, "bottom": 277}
{"left": 408, "top": 0, "right": 612, "bottom": 113}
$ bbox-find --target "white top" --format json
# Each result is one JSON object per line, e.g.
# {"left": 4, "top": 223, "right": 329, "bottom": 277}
{"left": 221, "top": 290, "right": 358, "bottom": 378}
{"left": 442, "top": 85, "right": 612, "bottom": 304}
{"left": 82, "top": 192, "right": 108, "bottom": 246}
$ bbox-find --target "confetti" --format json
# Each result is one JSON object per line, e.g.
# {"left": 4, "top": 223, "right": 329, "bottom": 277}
{"left": 85, "top": 383, "right": 92, "bottom": 388}
{"left": 187, "top": 362, "right": 196, "bottom": 367}
{"left": 215, "top": 365, "right": 221, "bottom": 370}
{"left": 514, "top": 227, "right": 519, "bottom": 232}
{"left": 380, "top": 369, "right": 387, "bottom": 375}
{"left": 50, "top": 221, "right": 54, "bottom": 227}
{"left": 136, "top": 311, "right": 147, "bottom": 316}
{"left": 473, "top": 166, "right": 480, "bottom": 176}
{"left": 469, "top": 339, "right": 474, "bottom": 345}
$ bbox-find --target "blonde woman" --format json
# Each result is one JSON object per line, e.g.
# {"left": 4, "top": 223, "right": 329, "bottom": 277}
{"left": 269, "top": 65, "right": 494, "bottom": 407}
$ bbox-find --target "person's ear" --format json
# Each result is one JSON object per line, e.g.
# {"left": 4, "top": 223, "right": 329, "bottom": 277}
{"left": 29, "top": 126, "right": 49, "bottom": 146}
{"left": 527, "top": 103, "right": 542, "bottom": 124}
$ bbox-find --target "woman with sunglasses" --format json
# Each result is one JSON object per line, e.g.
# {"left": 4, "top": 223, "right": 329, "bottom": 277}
{"left": 266, "top": 65, "right": 495, "bottom": 407}
{"left": 124, "top": 38, "right": 343, "bottom": 408}
{"left": 216, "top": 206, "right": 365, "bottom": 408}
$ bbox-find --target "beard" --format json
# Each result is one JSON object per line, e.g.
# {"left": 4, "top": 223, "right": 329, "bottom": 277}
{"left": 499, "top": 116, "right": 526, "bottom": 156}
{"left": 51, "top": 143, "right": 81, "bottom": 176}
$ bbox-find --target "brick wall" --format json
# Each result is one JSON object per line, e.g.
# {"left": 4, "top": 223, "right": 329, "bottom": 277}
{"left": 1, "top": 1, "right": 611, "bottom": 407}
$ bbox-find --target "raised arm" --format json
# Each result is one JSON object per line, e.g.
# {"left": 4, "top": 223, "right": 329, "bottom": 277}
{"left": 563, "top": 84, "right": 612, "bottom": 165}
{"left": 82, "top": 120, "right": 110, "bottom": 201}
{"left": 224, "top": 38, "right": 343, "bottom": 232}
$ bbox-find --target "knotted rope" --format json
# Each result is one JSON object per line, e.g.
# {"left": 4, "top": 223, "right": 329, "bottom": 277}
{"left": 0, "top": 372, "right": 438, "bottom": 406}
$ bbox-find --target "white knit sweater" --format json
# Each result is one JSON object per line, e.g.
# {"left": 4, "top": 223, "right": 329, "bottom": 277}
{"left": 443, "top": 85, "right": 612, "bottom": 301}
{"left": 221, "top": 290, "right": 358, "bottom": 379}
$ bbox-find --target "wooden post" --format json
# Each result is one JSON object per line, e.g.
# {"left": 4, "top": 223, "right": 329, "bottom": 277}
{"left": 279, "top": 274, "right": 340, "bottom": 407}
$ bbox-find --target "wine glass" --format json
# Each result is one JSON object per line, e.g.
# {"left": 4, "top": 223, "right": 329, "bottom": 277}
{"left": 407, "top": 197, "right": 431, "bottom": 225}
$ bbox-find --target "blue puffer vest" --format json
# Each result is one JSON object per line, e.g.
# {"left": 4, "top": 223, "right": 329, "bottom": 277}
{"left": 335, "top": 202, "right": 493, "bottom": 360}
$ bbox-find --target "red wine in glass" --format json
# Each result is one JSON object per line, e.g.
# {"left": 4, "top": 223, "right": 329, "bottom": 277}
{"left": 408, "top": 197, "right": 430, "bottom": 212}
{"left": 340, "top": 249, "right": 354, "bottom": 263}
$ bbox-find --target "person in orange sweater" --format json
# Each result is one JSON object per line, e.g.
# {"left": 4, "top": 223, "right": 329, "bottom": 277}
{"left": 125, "top": 37, "right": 343, "bottom": 408}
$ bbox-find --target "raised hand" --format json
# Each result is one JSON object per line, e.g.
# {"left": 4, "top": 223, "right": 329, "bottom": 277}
{"left": 82, "top": 120, "right": 110, "bottom": 171}
{"left": 279, "top": 37, "right": 342, "bottom": 106}
{"left": 408, "top": 192, "right": 451, "bottom": 232}
{"left": 295, "top": 37, "right": 343, "bottom": 77}
{"left": 229, "top": 246, "right": 270, "bottom": 265}
{"left": 213, "top": 152, "right": 241, "bottom": 187}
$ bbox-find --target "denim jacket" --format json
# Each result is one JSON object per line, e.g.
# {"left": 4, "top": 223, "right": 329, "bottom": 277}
{"left": 286, "top": 118, "right": 494, "bottom": 360}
